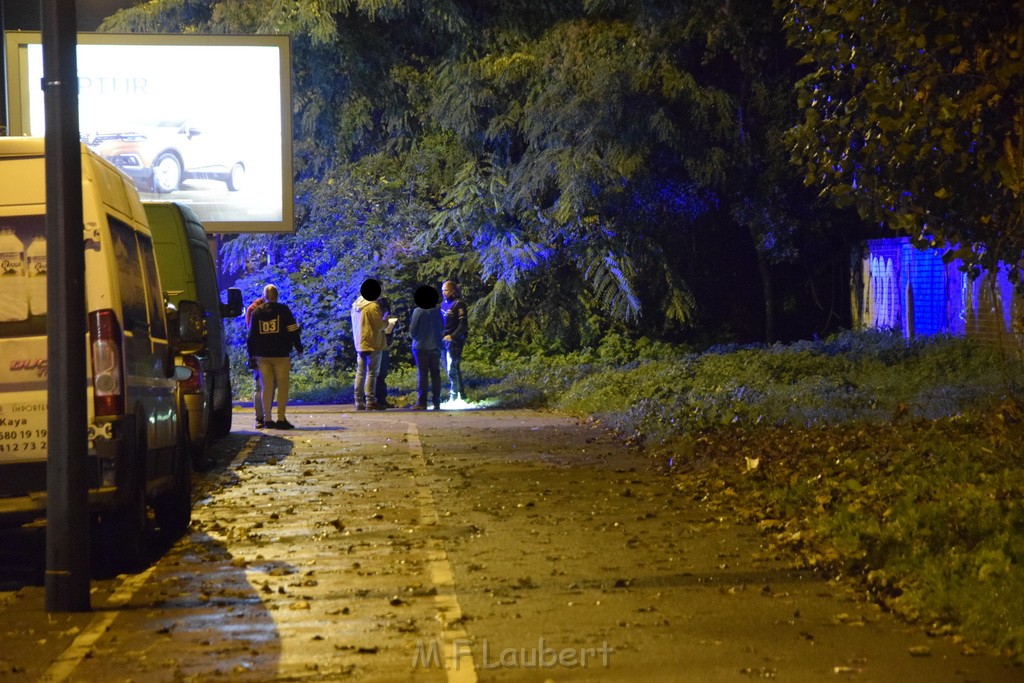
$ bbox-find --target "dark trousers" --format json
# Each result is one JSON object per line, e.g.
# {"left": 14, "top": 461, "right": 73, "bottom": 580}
{"left": 445, "top": 340, "right": 465, "bottom": 397}
{"left": 413, "top": 348, "right": 442, "bottom": 408}
{"left": 375, "top": 350, "right": 390, "bottom": 405}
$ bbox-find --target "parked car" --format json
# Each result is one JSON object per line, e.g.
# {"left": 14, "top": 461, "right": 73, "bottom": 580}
{"left": 82, "top": 120, "right": 247, "bottom": 194}
{"left": 0, "top": 137, "right": 204, "bottom": 572}
{"left": 146, "top": 202, "right": 242, "bottom": 471}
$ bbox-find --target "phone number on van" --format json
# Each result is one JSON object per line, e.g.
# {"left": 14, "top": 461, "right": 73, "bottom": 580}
{"left": 0, "top": 429, "right": 47, "bottom": 452}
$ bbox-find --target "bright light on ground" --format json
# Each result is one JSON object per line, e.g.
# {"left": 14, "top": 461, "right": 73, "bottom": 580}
{"left": 436, "top": 397, "right": 497, "bottom": 411}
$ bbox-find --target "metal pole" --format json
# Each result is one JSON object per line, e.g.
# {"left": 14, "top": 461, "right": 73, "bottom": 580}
{"left": 1, "top": 0, "right": 8, "bottom": 135}
{"left": 42, "top": 0, "right": 90, "bottom": 612}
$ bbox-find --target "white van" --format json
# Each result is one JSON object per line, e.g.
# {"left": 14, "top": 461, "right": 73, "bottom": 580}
{"left": 0, "top": 137, "right": 203, "bottom": 571}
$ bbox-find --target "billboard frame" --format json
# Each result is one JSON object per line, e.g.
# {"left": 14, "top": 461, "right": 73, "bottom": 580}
{"left": 3, "top": 30, "right": 294, "bottom": 234}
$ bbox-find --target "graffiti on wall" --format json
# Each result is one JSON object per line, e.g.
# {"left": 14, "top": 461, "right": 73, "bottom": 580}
{"left": 854, "top": 237, "right": 1023, "bottom": 349}
{"left": 866, "top": 256, "right": 899, "bottom": 330}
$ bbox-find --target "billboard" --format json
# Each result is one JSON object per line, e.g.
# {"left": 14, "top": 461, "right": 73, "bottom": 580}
{"left": 3, "top": 31, "right": 293, "bottom": 234}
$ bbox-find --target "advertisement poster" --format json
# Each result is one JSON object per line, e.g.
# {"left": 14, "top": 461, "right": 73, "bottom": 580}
{"left": 8, "top": 34, "right": 292, "bottom": 233}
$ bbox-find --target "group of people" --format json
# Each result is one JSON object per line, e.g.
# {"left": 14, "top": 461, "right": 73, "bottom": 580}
{"left": 245, "top": 279, "right": 469, "bottom": 427}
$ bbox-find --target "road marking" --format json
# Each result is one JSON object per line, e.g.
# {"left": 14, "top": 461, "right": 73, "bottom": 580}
{"left": 43, "top": 435, "right": 260, "bottom": 682}
{"left": 229, "top": 432, "right": 260, "bottom": 468}
{"left": 41, "top": 565, "right": 156, "bottom": 682}
{"left": 404, "top": 421, "right": 478, "bottom": 683}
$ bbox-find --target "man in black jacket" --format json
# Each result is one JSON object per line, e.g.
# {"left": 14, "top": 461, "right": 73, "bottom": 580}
{"left": 247, "top": 284, "right": 303, "bottom": 429}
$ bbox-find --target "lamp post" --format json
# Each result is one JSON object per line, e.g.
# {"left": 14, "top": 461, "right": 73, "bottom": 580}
{"left": 42, "top": 0, "right": 90, "bottom": 613}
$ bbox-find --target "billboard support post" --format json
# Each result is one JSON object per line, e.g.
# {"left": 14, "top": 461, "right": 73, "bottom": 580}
{"left": 42, "top": 0, "right": 91, "bottom": 613}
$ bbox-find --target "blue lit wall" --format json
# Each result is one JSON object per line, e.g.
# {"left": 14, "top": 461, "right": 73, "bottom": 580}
{"left": 855, "top": 237, "right": 1021, "bottom": 346}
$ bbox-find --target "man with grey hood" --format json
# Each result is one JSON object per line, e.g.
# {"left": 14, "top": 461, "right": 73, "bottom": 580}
{"left": 351, "top": 278, "right": 388, "bottom": 410}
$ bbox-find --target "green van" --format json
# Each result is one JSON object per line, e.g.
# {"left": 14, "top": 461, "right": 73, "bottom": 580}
{"left": 145, "top": 202, "right": 242, "bottom": 469}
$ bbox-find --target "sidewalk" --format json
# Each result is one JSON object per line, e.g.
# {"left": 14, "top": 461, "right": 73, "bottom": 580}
{"left": 0, "top": 406, "right": 1020, "bottom": 682}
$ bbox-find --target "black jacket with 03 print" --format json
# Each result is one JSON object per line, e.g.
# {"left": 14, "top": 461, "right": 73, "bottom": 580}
{"left": 247, "top": 302, "right": 303, "bottom": 358}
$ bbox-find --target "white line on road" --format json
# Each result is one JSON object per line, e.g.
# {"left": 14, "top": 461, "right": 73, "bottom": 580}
{"left": 404, "top": 421, "right": 478, "bottom": 683}
{"left": 42, "top": 435, "right": 261, "bottom": 682}
{"left": 40, "top": 565, "right": 156, "bottom": 682}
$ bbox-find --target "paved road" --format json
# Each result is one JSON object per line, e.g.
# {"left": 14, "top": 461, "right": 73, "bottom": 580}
{"left": 0, "top": 406, "right": 1020, "bottom": 681}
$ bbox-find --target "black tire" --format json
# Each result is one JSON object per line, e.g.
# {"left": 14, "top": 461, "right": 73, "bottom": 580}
{"left": 210, "top": 372, "right": 233, "bottom": 440}
{"left": 95, "top": 417, "right": 148, "bottom": 574}
{"left": 210, "top": 403, "right": 232, "bottom": 441}
{"left": 155, "top": 411, "right": 193, "bottom": 538}
{"left": 190, "top": 430, "right": 211, "bottom": 472}
{"left": 189, "top": 390, "right": 212, "bottom": 471}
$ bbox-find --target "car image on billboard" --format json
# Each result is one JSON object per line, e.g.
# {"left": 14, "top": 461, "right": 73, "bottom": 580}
{"left": 82, "top": 119, "right": 247, "bottom": 195}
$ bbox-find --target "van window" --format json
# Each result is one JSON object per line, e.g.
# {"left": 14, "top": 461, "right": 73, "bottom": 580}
{"left": 0, "top": 214, "right": 46, "bottom": 338}
{"left": 138, "top": 234, "right": 167, "bottom": 340}
{"left": 107, "top": 218, "right": 149, "bottom": 335}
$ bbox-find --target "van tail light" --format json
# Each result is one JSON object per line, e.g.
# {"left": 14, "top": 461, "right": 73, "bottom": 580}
{"left": 178, "top": 354, "right": 204, "bottom": 393}
{"left": 89, "top": 309, "right": 125, "bottom": 417}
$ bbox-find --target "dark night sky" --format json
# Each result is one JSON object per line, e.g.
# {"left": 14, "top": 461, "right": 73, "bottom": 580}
{"left": 2, "top": 0, "right": 136, "bottom": 31}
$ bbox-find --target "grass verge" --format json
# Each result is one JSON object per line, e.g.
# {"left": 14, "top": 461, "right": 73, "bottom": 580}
{"left": 471, "top": 329, "right": 1024, "bottom": 658}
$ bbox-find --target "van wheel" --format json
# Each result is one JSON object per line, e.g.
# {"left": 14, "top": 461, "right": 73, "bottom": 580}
{"left": 210, "top": 372, "right": 233, "bottom": 440}
{"left": 152, "top": 153, "right": 182, "bottom": 193}
{"left": 95, "top": 420, "right": 149, "bottom": 573}
{"left": 211, "top": 402, "right": 233, "bottom": 441}
{"left": 155, "top": 440, "right": 192, "bottom": 539}
{"left": 226, "top": 163, "right": 245, "bottom": 192}
{"left": 190, "top": 431, "right": 211, "bottom": 472}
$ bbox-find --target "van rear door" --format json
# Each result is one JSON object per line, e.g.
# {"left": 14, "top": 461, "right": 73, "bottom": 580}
{"left": 0, "top": 212, "right": 49, "bottom": 469}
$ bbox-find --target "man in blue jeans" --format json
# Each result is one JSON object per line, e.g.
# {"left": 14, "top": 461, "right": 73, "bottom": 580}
{"left": 441, "top": 280, "right": 469, "bottom": 402}
{"left": 351, "top": 278, "right": 387, "bottom": 410}
{"left": 409, "top": 285, "right": 445, "bottom": 410}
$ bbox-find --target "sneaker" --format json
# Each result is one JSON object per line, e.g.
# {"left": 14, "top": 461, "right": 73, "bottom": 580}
{"left": 367, "top": 403, "right": 387, "bottom": 411}
{"left": 355, "top": 404, "right": 366, "bottom": 411}
{"left": 433, "top": 404, "right": 441, "bottom": 411}
{"left": 275, "top": 419, "right": 295, "bottom": 430}
{"left": 263, "top": 420, "right": 277, "bottom": 429}
{"left": 255, "top": 420, "right": 266, "bottom": 429}
{"left": 410, "top": 404, "right": 426, "bottom": 411}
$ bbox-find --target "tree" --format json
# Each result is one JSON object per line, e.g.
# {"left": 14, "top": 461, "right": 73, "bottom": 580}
{"left": 778, "top": 0, "right": 1024, "bottom": 280}
{"left": 103, "top": 0, "right": 862, "bottom": 351}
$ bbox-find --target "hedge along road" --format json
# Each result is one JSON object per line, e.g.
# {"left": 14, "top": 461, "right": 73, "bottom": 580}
{"left": 0, "top": 406, "right": 1020, "bottom": 682}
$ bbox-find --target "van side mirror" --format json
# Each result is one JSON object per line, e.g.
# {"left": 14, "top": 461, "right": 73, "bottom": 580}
{"left": 222, "top": 287, "right": 243, "bottom": 318}
{"left": 174, "top": 299, "right": 206, "bottom": 355}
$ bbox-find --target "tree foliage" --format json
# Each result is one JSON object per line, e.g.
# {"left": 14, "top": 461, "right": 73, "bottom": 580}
{"left": 778, "top": 0, "right": 1024, "bottom": 280}
{"left": 102, "top": 0, "right": 861, "bottom": 362}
